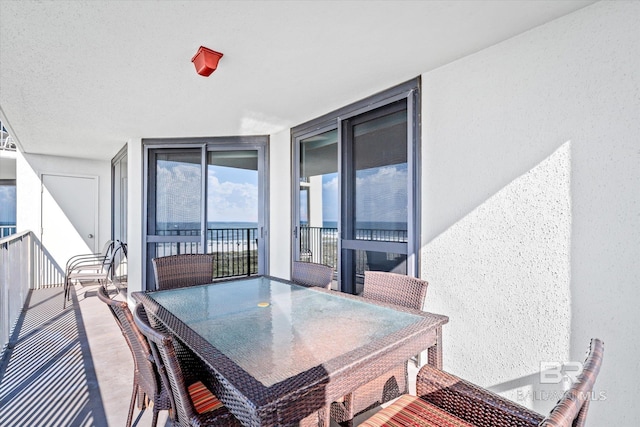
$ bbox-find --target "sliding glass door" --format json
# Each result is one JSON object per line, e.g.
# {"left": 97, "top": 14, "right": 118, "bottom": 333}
{"left": 207, "top": 149, "right": 263, "bottom": 279}
{"left": 145, "top": 138, "right": 268, "bottom": 289}
{"left": 295, "top": 128, "right": 339, "bottom": 271}
{"left": 341, "top": 100, "right": 412, "bottom": 294}
{"left": 293, "top": 79, "right": 420, "bottom": 294}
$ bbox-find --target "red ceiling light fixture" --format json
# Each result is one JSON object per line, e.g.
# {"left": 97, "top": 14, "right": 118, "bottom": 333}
{"left": 191, "top": 46, "right": 224, "bottom": 77}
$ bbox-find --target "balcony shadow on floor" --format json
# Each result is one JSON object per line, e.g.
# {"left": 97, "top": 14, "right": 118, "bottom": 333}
{"left": 0, "top": 286, "right": 108, "bottom": 426}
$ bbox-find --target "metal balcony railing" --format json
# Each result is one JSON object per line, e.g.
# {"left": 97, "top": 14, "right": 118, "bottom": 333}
{"left": 1, "top": 124, "right": 17, "bottom": 151}
{"left": 299, "top": 226, "right": 339, "bottom": 268}
{"left": 154, "top": 228, "right": 259, "bottom": 278}
{"left": 298, "top": 226, "right": 408, "bottom": 271}
{"left": 1, "top": 230, "right": 65, "bottom": 358}
{"left": 1, "top": 225, "right": 17, "bottom": 239}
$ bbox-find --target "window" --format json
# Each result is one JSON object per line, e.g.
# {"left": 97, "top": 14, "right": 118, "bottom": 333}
{"left": 0, "top": 179, "right": 16, "bottom": 238}
{"left": 143, "top": 137, "right": 269, "bottom": 289}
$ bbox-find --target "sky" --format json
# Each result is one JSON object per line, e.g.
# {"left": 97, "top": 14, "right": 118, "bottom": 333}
{"left": 156, "top": 160, "right": 258, "bottom": 225}
{"left": 320, "top": 164, "right": 408, "bottom": 225}
{"left": 156, "top": 160, "right": 407, "bottom": 228}
{"left": 207, "top": 165, "right": 258, "bottom": 223}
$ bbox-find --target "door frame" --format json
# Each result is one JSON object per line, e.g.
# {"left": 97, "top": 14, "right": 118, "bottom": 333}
{"left": 111, "top": 144, "right": 128, "bottom": 245}
{"left": 291, "top": 78, "right": 421, "bottom": 293}
{"left": 205, "top": 143, "right": 268, "bottom": 279}
{"left": 340, "top": 97, "right": 415, "bottom": 294}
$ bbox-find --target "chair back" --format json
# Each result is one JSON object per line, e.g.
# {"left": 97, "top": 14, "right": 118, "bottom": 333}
{"left": 117, "top": 240, "right": 128, "bottom": 257}
{"left": 152, "top": 254, "right": 214, "bottom": 290}
{"left": 363, "top": 271, "right": 428, "bottom": 310}
{"left": 91, "top": 240, "right": 125, "bottom": 276}
{"left": 103, "top": 241, "right": 129, "bottom": 282}
{"left": 292, "top": 261, "right": 333, "bottom": 289}
{"left": 540, "top": 338, "right": 604, "bottom": 427}
{"left": 66, "top": 239, "right": 114, "bottom": 273}
{"left": 94, "top": 240, "right": 121, "bottom": 271}
{"left": 133, "top": 303, "right": 202, "bottom": 425}
{"left": 96, "top": 286, "right": 168, "bottom": 410}
{"left": 101, "top": 239, "right": 116, "bottom": 258}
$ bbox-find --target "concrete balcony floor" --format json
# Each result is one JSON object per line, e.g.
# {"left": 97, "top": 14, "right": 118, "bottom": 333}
{"left": 0, "top": 283, "right": 170, "bottom": 426}
{"left": 0, "top": 282, "right": 416, "bottom": 426}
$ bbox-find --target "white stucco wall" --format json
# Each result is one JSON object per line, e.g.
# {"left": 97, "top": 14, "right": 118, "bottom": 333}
{"left": 16, "top": 151, "right": 111, "bottom": 279}
{"left": 269, "top": 129, "right": 292, "bottom": 279}
{"left": 420, "top": 2, "right": 639, "bottom": 425}
{"left": 308, "top": 175, "right": 324, "bottom": 228}
{"left": 125, "top": 138, "right": 144, "bottom": 303}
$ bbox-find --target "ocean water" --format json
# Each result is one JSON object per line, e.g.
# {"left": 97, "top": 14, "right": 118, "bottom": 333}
{"left": 158, "top": 222, "right": 258, "bottom": 231}
{"left": 160, "top": 221, "right": 407, "bottom": 230}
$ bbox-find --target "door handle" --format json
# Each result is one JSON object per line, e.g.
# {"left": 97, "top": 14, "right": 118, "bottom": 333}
{"left": 88, "top": 234, "right": 94, "bottom": 238}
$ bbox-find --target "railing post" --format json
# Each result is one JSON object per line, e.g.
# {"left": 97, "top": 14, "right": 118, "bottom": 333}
{"left": 246, "top": 228, "right": 251, "bottom": 277}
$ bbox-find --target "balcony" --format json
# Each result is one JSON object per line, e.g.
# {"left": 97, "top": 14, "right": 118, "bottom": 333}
{"left": 0, "top": 2, "right": 636, "bottom": 424}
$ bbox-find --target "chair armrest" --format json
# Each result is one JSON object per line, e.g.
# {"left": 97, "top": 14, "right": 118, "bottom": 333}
{"left": 416, "top": 364, "right": 544, "bottom": 427}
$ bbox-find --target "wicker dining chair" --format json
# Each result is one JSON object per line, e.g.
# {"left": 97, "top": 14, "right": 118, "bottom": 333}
{"left": 152, "top": 253, "right": 215, "bottom": 290}
{"left": 292, "top": 261, "right": 334, "bottom": 289}
{"left": 360, "top": 338, "right": 604, "bottom": 427}
{"left": 133, "top": 303, "right": 241, "bottom": 427}
{"left": 96, "top": 286, "right": 172, "bottom": 427}
{"left": 331, "top": 271, "right": 428, "bottom": 426}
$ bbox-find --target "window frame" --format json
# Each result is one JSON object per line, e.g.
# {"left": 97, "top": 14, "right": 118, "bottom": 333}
{"left": 142, "top": 136, "right": 270, "bottom": 289}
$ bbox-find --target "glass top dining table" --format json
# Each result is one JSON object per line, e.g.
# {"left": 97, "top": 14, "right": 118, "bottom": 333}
{"left": 132, "top": 275, "right": 448, "bottom": 427}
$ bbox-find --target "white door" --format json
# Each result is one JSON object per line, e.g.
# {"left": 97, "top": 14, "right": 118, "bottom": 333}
{"left": 41, "top": 174, "right": 98, "bottom": 283}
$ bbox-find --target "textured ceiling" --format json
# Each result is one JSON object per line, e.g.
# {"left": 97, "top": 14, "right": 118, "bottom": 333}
{"left": 0, "top": 0, "right": 595, "bottom": 160}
